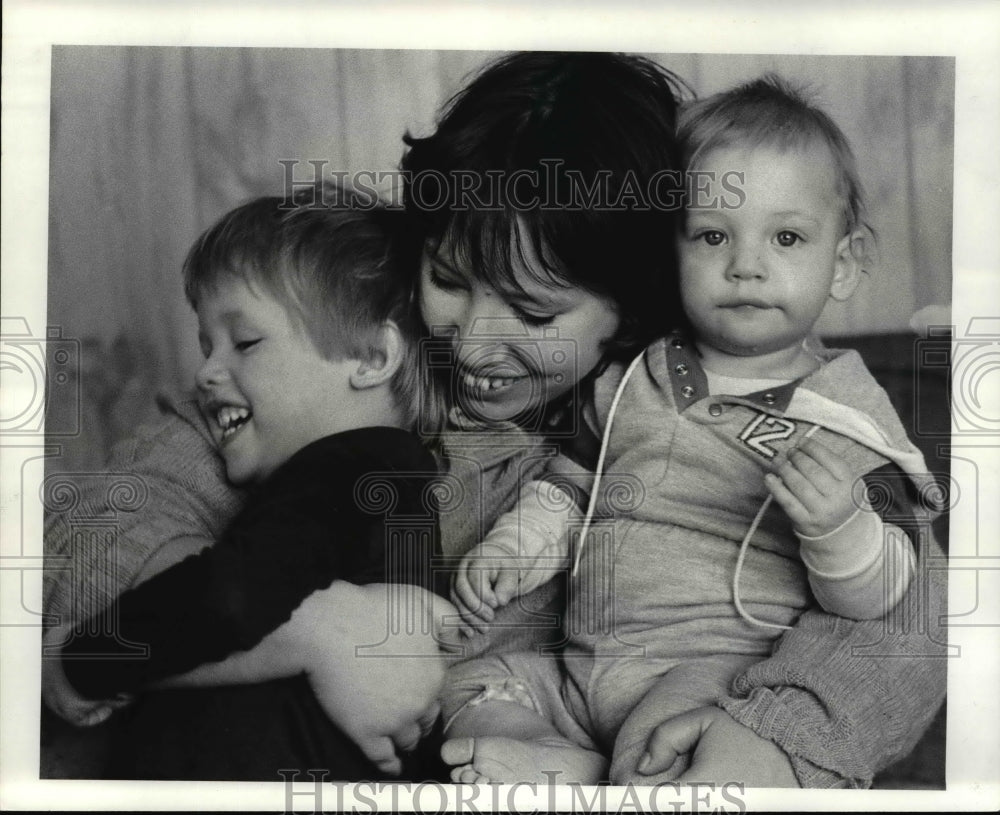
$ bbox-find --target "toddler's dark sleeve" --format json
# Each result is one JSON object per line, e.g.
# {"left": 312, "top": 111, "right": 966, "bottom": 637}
{"left": 61, "top": 432, "right": 445, "bottom": 701}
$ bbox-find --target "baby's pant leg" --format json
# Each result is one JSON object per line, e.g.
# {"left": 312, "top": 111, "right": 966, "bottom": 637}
{"left": 441, "top": 651, "right": 596, "bottom": 751}
{"left": 608, "top": 654, "right": 759, "bottom": 785}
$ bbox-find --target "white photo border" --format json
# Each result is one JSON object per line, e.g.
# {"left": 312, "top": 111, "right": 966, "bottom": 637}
{"left": 2, "top": 0, "right": 998, "bottom": 811}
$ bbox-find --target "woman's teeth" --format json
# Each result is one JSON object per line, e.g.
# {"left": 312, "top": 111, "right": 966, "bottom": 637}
{"left": 462, "top": 372, "right": 518, "bottom": 391}
{"left": 216, "top": 405, "right": 251, "bottom": 438}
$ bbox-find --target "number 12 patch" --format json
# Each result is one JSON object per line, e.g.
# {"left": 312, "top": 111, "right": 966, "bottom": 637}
{"left": 738, "top": 413, "right": 798, "bottom": 459}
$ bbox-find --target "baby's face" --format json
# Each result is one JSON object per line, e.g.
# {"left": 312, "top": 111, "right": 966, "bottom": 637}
{"left": 194, "top": 277, "right": 359, "bottom": 484}
{"left": 679, "top": 142, "right": 857, "bottom": 371}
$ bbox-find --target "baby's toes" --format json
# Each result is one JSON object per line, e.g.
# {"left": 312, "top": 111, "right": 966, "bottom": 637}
{"left": 451, "top": 764, "right": 490, "bottom": 784}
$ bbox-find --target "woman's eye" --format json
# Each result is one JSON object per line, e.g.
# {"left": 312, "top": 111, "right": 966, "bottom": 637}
{"left": 234, "top": 339, "right": 261, "bottom": 352}
{"left": 514, "top": 307, "right": 557, "bottom": 327}
{"left": 428, "top": 265, "right": 467, "bottom": 292}
{"left": 775, "top": 231, "right": 801, "bottom": 247}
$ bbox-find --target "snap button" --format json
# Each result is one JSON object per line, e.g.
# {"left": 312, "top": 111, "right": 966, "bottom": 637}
{"left": 708, "top": 403, "right": 722, "bottom": 417}
{"left": 671, "top": 337, "right": 685, "bottom": 349}
{"left": 674, "top": 363, "right": 689, "bottom": 376}
{"left": 681, "top": 385, "right": 695, "bottom": 398}
{"left": 762, "top": 392, "right": 776, "bottom": 405}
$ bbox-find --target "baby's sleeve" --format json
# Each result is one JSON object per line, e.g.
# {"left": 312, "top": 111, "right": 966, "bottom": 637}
{"left": 798, "top": 500, "right": 915, "bottom": 620}
{"left": 476, "top": 478, "right": 577, "bottom": 595}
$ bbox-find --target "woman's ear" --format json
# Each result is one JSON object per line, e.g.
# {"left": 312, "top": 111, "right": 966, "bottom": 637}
{"left": 349, "top": 321, "right": 405, "bottom": 390}
{"left": 829, "top": 231, "right": 863, "bottom": 302}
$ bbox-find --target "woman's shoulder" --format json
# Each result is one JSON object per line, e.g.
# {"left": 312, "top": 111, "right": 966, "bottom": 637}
{"left": 107, "top": 392, "right": 227, "bottom": 487}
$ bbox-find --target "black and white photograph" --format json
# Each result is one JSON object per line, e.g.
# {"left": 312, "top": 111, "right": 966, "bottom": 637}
{"left": 2, "top": 2, "right": 998, "bottom": 811}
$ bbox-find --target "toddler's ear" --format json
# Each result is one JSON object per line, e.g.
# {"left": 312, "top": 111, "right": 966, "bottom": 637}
{"left": 829, "top": 231, "right": 863, "bottom": 302}
{"left": 350, "top": 321, "right": 404, "bottom": 390}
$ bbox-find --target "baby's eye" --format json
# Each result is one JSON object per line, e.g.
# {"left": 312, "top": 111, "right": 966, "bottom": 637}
{"left": 234, "top": 339, "right": 261, "bottom": 352}
{"left": 775, "top": 231, "right": 802, "bottom": 247}
{"left": 695, "top": 230, "right": 726, "bottom": 247}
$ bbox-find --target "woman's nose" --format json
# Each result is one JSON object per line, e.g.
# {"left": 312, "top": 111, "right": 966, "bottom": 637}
{"left": 460, "top": 293, "right": 530, "bottom": 339}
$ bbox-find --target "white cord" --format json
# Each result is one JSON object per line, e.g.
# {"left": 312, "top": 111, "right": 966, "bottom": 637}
{"left": 571, "top": 350, "right": 647, "bottom": 577}
{"left": 732, "top": 423, "right": 821, "bottom": 630}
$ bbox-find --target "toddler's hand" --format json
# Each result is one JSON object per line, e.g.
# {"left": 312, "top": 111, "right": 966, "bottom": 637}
{"left": 41, "top": 625, "right": 134, "bottom": 727}
{"left": 293, "top": 581, "right": 455, "bottom": 776}
{"left": 451, "top": 544, "right": 523, "bottom": 636}
{"left": 765, "top": 438, "right": 857, "bottom": 538}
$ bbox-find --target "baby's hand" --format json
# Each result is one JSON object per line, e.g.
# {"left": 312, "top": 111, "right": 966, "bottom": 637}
{"left": 41, "top": 625, "right": 134, "bottom": 727}
{"left": 451, "top": 543, "right": 523, "bottom": 636}
{"left": 765, "top": 438, "right": 857, "bottom": 538}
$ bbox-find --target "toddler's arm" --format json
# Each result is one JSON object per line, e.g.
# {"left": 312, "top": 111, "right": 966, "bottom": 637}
{"left": 765, "top": 438, "right": 915, "bottom": 619}
{"left": 451, "top": 478, "right": 574, "bottom": 633}
{"left": 159, "top": 581, "right": 457, "bottom": 776}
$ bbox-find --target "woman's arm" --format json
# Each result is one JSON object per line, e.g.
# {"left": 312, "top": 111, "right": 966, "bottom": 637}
{"left": 42, "top": 400, "right": 242, "bottom": 721}
{"left": 719, "top": 528, "right": 948, "bottom": 787}
{"left": 43, "top": 398, "right": 242, "bottom": 630}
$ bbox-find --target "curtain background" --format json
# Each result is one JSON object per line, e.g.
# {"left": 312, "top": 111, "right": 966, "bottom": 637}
{"left": 46, "top": 48, "right": 954, "bottom": 464}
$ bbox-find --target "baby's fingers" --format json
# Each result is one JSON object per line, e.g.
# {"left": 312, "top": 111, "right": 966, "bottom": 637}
{"left": 492, "top": 569, "right": 521, "bottom": 607}
{"left": 796, "top": 438, "right": 851, "bottom": 480}
{"left": 451, "top": 569, "right": 487, "bottom": 621}
{"left": 764, "top": 472, "right": 811, "bottom": 528}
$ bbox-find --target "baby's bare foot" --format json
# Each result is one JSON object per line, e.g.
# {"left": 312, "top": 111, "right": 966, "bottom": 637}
{"left": 441, "top": 735, "right": 606, "bottom": 785}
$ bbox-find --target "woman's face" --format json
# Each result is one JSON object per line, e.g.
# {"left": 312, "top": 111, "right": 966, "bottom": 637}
{"left": 419, "top": 224, "right": 621, "bottom": 426}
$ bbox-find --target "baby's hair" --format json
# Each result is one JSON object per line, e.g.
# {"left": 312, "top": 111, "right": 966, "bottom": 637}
{"left": 402, "top": 51, "right": 691, "bottom": 356}
{"left": 678, "top": 74, "right": 875, "bottom": 267}
{"left": 183, "top": 184, "right": 444, "bottom": 434}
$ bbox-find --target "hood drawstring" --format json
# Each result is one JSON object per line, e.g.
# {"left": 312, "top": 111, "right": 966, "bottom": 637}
{"left": 571, "top": 350, "right": 646, "bottom": 577}
{"left": 731, "top": 423, "right": 820, "bottom": 629}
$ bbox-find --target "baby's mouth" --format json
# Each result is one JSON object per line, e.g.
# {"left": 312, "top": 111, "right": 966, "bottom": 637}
{"left": 215, "top": 404, "right": 252, "bottom": 441}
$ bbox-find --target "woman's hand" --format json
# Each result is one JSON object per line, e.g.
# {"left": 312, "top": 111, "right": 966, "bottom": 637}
{"left": 636, "top": 706, "right": 800, "bottom": 787}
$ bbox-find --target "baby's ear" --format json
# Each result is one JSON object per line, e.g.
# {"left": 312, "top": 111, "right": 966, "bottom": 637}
{"left": 349, "top": 321, "right": 404, "bottom": 390}
{"left": 829, "top": 231, "right": 863, "bottom": 302}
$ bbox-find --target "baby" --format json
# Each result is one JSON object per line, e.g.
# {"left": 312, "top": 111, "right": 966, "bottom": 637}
{"left": 43, "top": 186, "right": 455, "bottom": 779}
{"left": 442, "top": 75, "right": 938, "bottom": 786}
